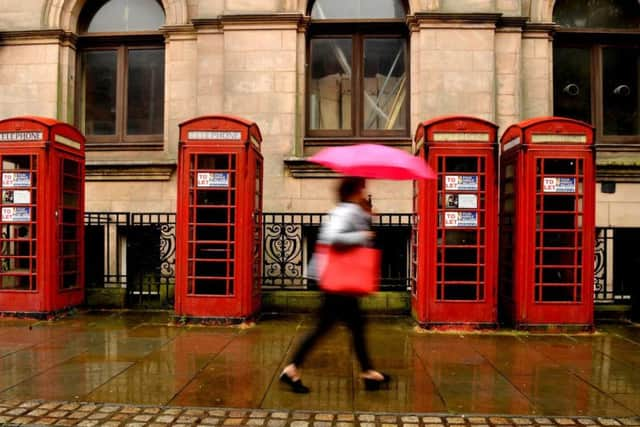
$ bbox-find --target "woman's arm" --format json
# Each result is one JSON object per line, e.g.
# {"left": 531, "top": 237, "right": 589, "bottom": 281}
{"left": 319, "top": 205, "right": 371, "bottom": 246}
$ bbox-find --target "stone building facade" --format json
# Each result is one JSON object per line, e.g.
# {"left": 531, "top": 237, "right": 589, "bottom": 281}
{"left": 0, "top": 0, "right": 638, "bottom": 308}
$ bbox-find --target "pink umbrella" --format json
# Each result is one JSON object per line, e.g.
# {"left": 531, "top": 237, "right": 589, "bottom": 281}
{"left": 308, "top": 143, "right": 436, "bottom": 180}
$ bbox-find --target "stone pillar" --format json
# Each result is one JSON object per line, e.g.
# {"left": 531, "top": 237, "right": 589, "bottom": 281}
{"left": 221, "top": 15, "right": 302, "bottom": 211}
{"left": 413, "top": 14, "right": 498, "bottom": 122}
{"left": 495, "top": 21, "right": 524, "bottom": 131}
{"left": 0, "top": 32, "right": 63, "bottom": 118}
{"left": 165, "top": 29, "right": 199, "bottom": 158}
{"left": 521, "top": 24, "right": 554, "bottom": 119}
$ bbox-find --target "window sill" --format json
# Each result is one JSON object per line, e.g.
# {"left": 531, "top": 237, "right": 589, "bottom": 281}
{"left": 85, "top": 140, "right": 164, "bottom": 151}
{"left": 303, "top": 136, "right": 412, "bottom": 147}
{"left": 86, "top": 160, "right": 176, "bottom": 181}
{"left": 284, "top": 157, "right": 338, "bottom": 179}
{"left": 287, "top": 137, "right": 413, "bottom": 178}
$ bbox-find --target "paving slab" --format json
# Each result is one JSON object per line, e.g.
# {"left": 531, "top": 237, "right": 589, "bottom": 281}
{"left": 0, "top": 312, "right": 639, "bottom": 418}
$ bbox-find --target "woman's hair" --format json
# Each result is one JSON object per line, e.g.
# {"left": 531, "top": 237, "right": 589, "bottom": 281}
{"left": 338, "top": 177, "right": 365, "bottom": 202}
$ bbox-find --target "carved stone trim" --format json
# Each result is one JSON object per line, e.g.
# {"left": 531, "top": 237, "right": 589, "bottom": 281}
{"left": 284, "top": 157, "right": 338, "bottom": 179}
{"left": 596, "top": 164, "right": 640, "bottom": 183}
{"left": 413, "top": 12, "right": 502, "bottom": 24}
{"left": 86, "top": 161, "right": 176, "bottom": 181}
{"left": 498, "top": 17, "right": 529, "bottom": 29}
{"left": 0, "top": 29, "right": 77, "bottom": 45}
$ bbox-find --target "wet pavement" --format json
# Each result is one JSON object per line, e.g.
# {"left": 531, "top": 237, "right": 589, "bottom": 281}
{"left": 0, "top": 311, "right": 640, "bottom": 424}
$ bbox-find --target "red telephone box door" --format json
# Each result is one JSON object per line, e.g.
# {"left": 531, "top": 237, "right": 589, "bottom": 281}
{"left": 413, "top": 116, "right": 498, "bottom": 327}
{"left": 0, "top": 116, "right": 85, "bottom": 316}
{"left": 176, "top": 115, "right": 263, "bottom": 320}
{"left": 499, "top": 117, "right": 595, "bottom": 328}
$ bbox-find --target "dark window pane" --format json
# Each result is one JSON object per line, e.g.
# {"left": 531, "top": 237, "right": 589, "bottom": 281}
{"left": 363, "top": 38, "right": 407, "bottom": 130}
{"left": 553, "top": 0, "right": 640, "bottom": 29}
{"left": 87, "top": 0, "right": 165, "bottom": 32}
{"left": 553, "top": 47, "right": 591, "bottom": 124}
{"left": 311, "top": 0, "right": 405, "bottom": 19}
{"left": 603, "top": 47, "right": 640, "bottom": 136}
{"left": 309, "top": 38, "right": 352, "bottom": 130}
{"left": 127, "top": 49, "right": 165, "bottom": 135}
{"left": 84, "top": 50, "right": 117, "bottom": 136}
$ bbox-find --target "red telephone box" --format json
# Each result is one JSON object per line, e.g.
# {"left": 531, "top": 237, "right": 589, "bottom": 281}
{"left": 412, "top": 116, "right": 499, "bottom": 327}
{"left": 499, "top": 117, "right": 595, "bottom": 329}
{"left": 0, "top": 116, "right": 85, "bottom": 316}
{"left": 176, "top": 115, "right": 263, "bottom": 320}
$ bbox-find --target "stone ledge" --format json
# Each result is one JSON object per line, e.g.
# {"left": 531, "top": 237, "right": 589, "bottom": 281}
{"left": 86, "top": 161, "right": 176, "bottom": 181}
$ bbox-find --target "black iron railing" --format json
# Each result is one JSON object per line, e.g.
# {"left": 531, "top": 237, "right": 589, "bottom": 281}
{"left": 594, "top": 227, "right": 633, "bottom": 304}
{"left": 83, "top": 214, "right": 632, "bottom": 307}
{"left": 261, "top": 212, "right": 414, "bottom": 291}
{"left": 84, "top": 212, "right": 175, "bottom": 308}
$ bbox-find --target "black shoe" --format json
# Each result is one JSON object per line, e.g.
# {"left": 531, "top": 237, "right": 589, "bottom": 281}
{"left": 279, "top": 372, "right": 310, "bottom": 394}
{"left": 363, "top": 373, "right": 391, "bottom": 391}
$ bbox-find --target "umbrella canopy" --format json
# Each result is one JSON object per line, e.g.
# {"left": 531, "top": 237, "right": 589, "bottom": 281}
{"left": 308, "top": 143, "right": 436, "bottom": 180}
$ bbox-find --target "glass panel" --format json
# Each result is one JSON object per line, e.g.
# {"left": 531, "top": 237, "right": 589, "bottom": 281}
{"left": 603, "top": 47, "right": 640, "bottom": 136}
{"left": 363, "top": 38, "right": 407, "bottom": 131}
{"left": 553, "top": 47, "right": 592, "bottom": 124}
{"left": 87, "top": 0, "right": 165, "bottom": 32}
{"left": 541, "top": 286, "right": 575, "bottom": 302}
{"left": 309, "top": 39, "right": 352, "bottom": 130}
{"left": 84, "top": 50, "right": 117, "bottom": 136}
{"left": 311, "top": 0, "right": 405, "bottom": 19}
{"left": 443, "top": 284, "right": 477, "bottom": 300}
{"left": 544, "top": 159, "right": 576, "bottom": 174}
{"left": 127, "top": 49, "right": 165, "bottom": 135}
{"left": 553, "top": 0, "right": 640, "bottom": 29}
{"left": 445, "top": 157, "right": 478, "bottom": 173}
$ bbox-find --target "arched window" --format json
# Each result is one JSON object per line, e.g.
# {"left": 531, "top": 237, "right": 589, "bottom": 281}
{"left": 553, "top": 0, "right": 640, "bottom": 141}
{"left": 307, "top": 0, "right": 409, "bottom": 138}
{"left": 78, "top": 0, "right": 166, "bottom": 149}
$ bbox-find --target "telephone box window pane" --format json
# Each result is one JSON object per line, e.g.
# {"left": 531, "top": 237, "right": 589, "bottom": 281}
{"left": 363, "top": 39, "right": 407, "bottom": 130}
{"left": 553, "top": 47, "right": 591, "bottom": 124}
{"left": 194, "top": 279, "right": 227, "bottom": 295}
{"left": 127, "top": 49, "right": 165, "bottom": 135}
{"left": 87, "top": 0, "right": 165, "bottom": 32}
{"left": 541, "top": 286, "right": 575, "bottom": 302}
{"left": 445, "top": 157, "right": 478, "bottom": 173}
{"left": 544, "top": 159, "right": 577, "bottom": 174}
{"left": 603, "top": 47, "right": 640, "bottom": 135}
{"left": 444, "top": 230, "right": 477, "bottom": 245}
{"left": 443, "top": 284, "right": 477, "bottom": 300}
{"left": 543, "top": 195, "right": 576, "bottom": 212}
{"left": 309, "top": 39, "right": 352, "bottom": 131}
{"left": 84, "top": 51, "right": 117, "bottom": 136}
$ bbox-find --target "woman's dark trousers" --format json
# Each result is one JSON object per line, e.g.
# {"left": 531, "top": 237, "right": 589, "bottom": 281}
{"left": 290, "top": 293, "right": 373, "bottom": 371}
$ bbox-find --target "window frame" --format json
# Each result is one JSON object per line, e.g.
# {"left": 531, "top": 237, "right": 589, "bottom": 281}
{"left": 76, "top": 32, "right": 165, "bottom": 151}
{"left": 305, "top": 20, "right": 410, "bottom": 141}
{"left": 554, "top": 30, "right": 640, "bottom": 146}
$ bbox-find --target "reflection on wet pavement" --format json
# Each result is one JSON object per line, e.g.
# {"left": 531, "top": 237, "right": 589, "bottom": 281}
{"left": 1, "top": 312, "right": 639, "bottom": 415}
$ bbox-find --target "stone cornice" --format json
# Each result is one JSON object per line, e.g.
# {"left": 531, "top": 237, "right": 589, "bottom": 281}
{"left": 413, "top": 12, "right": 502, "bottom": 24}
{"left": 498, "top": 16, "right": 529, "bottom": 29}
{"left": 192, "top": 13, "right": 308, "bottom": 31}
{"left": 86, "top": 161, "right": 176, "bottom": 181}
{"left": 160, "top": 24, "right": 196, "bottom": 34}
{"left": 596, "top": 163, "right": 640, "bottom": 183}
{"left": 0, "top": 29, "right": 77, "bottom": 45}
{"left": 284, "top": 157, "right": 339, "bottom": 179}
{"left": 523, "top": 22, "right": 557, "bottom": 33}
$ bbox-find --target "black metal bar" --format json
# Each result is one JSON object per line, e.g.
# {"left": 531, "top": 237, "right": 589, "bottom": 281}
{"left": 261, "top": 212, "right": 414, "bottom": 291}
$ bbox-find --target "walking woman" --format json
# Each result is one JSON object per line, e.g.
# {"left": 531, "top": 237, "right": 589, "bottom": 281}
{"left": 279, "top": 177, "right": 390, "bottom": 394}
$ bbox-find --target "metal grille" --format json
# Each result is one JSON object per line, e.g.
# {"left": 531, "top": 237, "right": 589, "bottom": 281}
{"left": 262, "top": 212, "right": 413, "bottom": 291}
{"left": 594, "top": 227, "right": 634, "bottom": 304}
{"left": 84, "top": 212, "right": 175, "bottom": 308}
